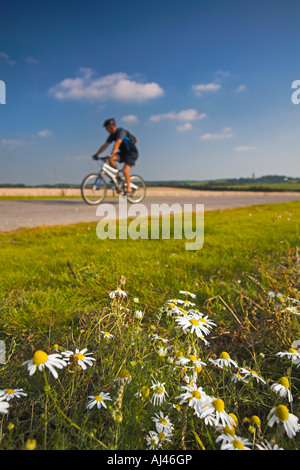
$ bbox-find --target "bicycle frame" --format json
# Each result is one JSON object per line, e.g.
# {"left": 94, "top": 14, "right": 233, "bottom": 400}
{"left": 98, "top": 157, "right": 139, "bottom": 193}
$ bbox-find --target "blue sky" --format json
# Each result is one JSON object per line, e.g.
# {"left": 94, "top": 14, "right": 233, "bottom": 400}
{"left": 1, "top": 0, "right": 300, "bottom": 185}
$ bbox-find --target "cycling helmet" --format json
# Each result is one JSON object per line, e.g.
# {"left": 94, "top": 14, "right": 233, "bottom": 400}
{"left": 103, "top": 118, "right": 116, "bottom": 128}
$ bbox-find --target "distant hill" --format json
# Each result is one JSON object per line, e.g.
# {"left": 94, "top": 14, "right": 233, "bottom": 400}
{"left": 1, "top": 175, "right": 300, "bottom": 191}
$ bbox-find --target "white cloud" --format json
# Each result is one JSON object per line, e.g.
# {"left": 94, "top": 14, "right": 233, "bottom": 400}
{"left": 235, "top": 84, "right": 247, "bottom": 93}
{"left": 176, "top": 123, "right": 192, "bottom": 132}
{"left": 38, "top": 129, "right": 53, "bottom": 137}
{"left": 1, "top": 139, "right": 28, "bottom": 149}
{"left": 192, "top": 83, "right": 221, "bottom": 96}
{"left": 0, "top": 52, "right": 16, "bottom": 65}
{"left": 235, "top": 146, "right": 258, "bottom": 152}
{"left": 150, "top": 109, "right": 207, "bottom": 122}
{"left": 25, "top": 56, "right": 39, "bottom": 64}
{"left": 121, "top": 114, "right": 138, "bottom": 123}
{"left": 200, "top": 127, "right": 233, "bottom": 140}
{"left": 49, "top": 69, "right": 164, "bottom": 103}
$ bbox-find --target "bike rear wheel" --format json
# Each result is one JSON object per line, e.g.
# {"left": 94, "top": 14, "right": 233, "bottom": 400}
{"left": 81, "top": 173, "right": 107, "bottom": 205}
{"left": 127, "top": 175, "right": 146, "bottom": 203}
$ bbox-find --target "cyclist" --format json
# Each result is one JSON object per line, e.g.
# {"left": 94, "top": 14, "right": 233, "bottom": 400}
{"left": 92, "top": 118, "right": 138, "bottom": 194}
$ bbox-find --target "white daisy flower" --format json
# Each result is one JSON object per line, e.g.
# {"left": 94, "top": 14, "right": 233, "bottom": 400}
{"left": 146, "top": 431, "right": 161, "bottom": 450}
{"left": 87, "top": 392, "right": 112, "bottom": 409}
{"left": 62, "top": 348, "right": 95, "bottom": 370}
{"left": 176, "top": 383, "right": 208, "bottom": 416}
{"left": 101, "top": 331, "right": 114, "bottom": 340}
{"left": 109, "top": 287, "right": 127, "bottom": 299}
{"left": 115, "top": 369, "right": 132, "bottom": 386}
{"left": 267, "top": 404, "right": 300, "bottom": 439}
{"left": 177, "top": 353, "right": 206, "bottom": 373}
{"left": 199, "top": 398, "right": 235, "bottom": 428}
{"left": 217, "top": 433, "right": 252, "bottom": 450}
{"left": 0, "top": 388, "right": 27, "bottom": 401}
{"left": 209, "top": 352, "right": 238, "bottom": 369}
{"left": 286, "top": 307, "right": 299, "bottom": 315}
{"left": 175, "top": 312, "right": 215, "bottom": 338}
{"left": 179, "top": 290, "right": 196, "bottom": 299}
{"left": 271, "top": 377, "right": 293, "bottom": 402}
{"left": 256, "top": 440, "right": 284, "bottom": 450}
{"left": 152, "top": 411, "right": 174, "bottom": 434}
{"left": 239, "top": 368, "right": 266, "bottom": 384}
{"left": 276, "top": 348, "right": 300, "bottom": 361}
{"left": 0, "top": 397, "right": 10, "bottom": 414}
{"left": 23, "top": 350, "right": 67, "bottom": 379}
{"left": 231, "top": 372, "right": 249, "bottom": 383}
{"left": 150, "top": 381, "right": 168, "bottom": 406}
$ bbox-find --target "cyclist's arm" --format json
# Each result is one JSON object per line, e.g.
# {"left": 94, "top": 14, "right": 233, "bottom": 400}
{"left": 92, "top": 142, "right": 109, "bottom": 159}
{"left": 111, "top": 139, "right": 122, "bottom": 156}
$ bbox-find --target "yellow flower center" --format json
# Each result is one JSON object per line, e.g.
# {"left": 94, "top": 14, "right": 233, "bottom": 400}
{"left": 32, "top": 350, "right": 48, "bottom": 366}
{"left": 190, "top": 318, "right": 199, "bottom": 326}
{"left": 250, "top": 370, "right": 258, "bottom": 376}
{"left": 199, "top": 318, "right": 207, "bottom": 323}
{"left": 223, "top": 424, "right": 235, "bottom": 436}
{"left": 278, "top": 377, "right": 289, "bottom": 388}
{"left": 213, "top": 398, "right": 225, "bottom": 412}
{"left": 159, "top": 417, "right": 167, "bottom": 426}
{"left": 119, "top": 369, "right": 130, "bottom": 379}
{"left": 275, "top": 405, "right": 289, "bottom": 422}
{"left": 228, "top": 413, "right": 238, "bottom": 427}
{"left": 220, "top": 352, "right": 230, "bottom": 359}
{"left": 191, "top": 390, "right": 201, "bottom": 399}
{"left": 75, "top": 353, "right": 84, "bottom": 361}
{"left": 150, "top": 438, "right": 158, "bottom": 446}
{"left": 232, "top": 439, "right": 244, "bottom": 450}
{"left": 154, "top": 386, "right": 164, "bottom": 395}
{"left": 141, "top": 386, "right": 150, "bottom": 398}
{"left": 94, "top": 395, "right": 103, "bottom": 402}
{"left": 158, "top": 432, "right": 166, "bottom": 441}
{"left": 288, "top": 348, "right": 297, "bottom": 354}
{"left": 5, "top": 389, "right": 15, "bottom": 395}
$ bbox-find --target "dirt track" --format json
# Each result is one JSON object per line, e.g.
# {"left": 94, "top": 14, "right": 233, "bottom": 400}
{"left": 0, "top": 187, "right": 300, "bottom": 232}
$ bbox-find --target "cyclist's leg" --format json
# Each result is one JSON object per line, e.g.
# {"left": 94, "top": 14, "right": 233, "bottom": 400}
{"left": 122, "top": 164, "right": 131, "bottom": 192}
{"left": 122, "top": 152, "right": 138, "bottom": 192}
{"left": 108, "top": 153, "right": 121, "bottom": 169}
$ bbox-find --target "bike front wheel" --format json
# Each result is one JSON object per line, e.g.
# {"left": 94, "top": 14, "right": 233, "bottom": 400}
{"left": 81, "top": 173, "right": 107, "bottom": 205}
{"left": 127, "top": 175, "right": 146, "bottom": 203}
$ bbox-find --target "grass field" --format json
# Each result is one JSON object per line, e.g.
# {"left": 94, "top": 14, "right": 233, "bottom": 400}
{"left": 0, "top": 201, "right": 299, "bottom": 450}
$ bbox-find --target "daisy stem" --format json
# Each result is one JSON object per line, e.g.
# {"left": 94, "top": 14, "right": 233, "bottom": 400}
{"left": 42, "top": 369, "right": 108, "bottom": 450}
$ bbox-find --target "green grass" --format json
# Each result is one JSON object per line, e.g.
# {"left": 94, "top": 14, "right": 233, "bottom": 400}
{"left": 0, "top": 201, "right": 299, "bottom": 450}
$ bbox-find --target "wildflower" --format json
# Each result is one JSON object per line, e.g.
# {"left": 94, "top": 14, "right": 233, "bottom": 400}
{"left": 133, "top": 298, "right": 139, "bottom": 303}
{"left": 62, "top": 348, "right": 95, "bottom": 370}
{"left": 152, "top": 411, "right": 174, "bottom": 434}
{"left": 267, "top": 404, "right": 300, "bottom": 439}
{"left": 175, "top": 312, "right": 215, "bottom": 338}
{"left": 0, "top": 397, "right": 9, "bottom": 414}
{"left": 179, "top": 290, "right": 196, "bottom": 299}
{"left": 146, "top": 431, "right": 161, "bottom": 450}
{"left": 0, "top": 388, "right": 27, "bottom": 401}
{"left": 286, "top": 307, "right": 299, "bottom": 315}
{"left": 176, "top": 383, "right": 208, "bottom": 416}
{"left": 177, "top": 353, "right": 206, "bottom": 373}
{"left": 25, "top": 439, "right": 37, "bottom": 450}
{"left": 23, "top": 350, "right": 67, "bottom": 379}
{"left": 231, "top": 372, "right": 249, "bottom": 383}
{"left": 109, "top": 287, "right": 127, "bottom": 299}
{"left": 135, "top": 385, "right": 150, "bottom": 399}
{"left": 276, "top": 348, "right": 300, "bottom": 361}
{"left": 256, "top": 440, "right": 284, "bottom": 450}
{"left": 239, "top": 368, "right": 266, "bottom": 384}
{"left": 209, "top": 352, "right": 238, "bottom": 369}
{"left": 134, "top": 310, "right": 143, "bottom": 319}
{"left": 87, "top": 392, "right": 112, "bottom": 410}
{"left": 116, "top": 369, "right": 132, "bottom": 386}
{"left": 271, "top": 377, "right": 293, "bottom": 402}
{"left": 101, "top": 331, "right": 114, "bottom": 340}
{"left": 199, "top": 398, "right": 235, "bottom": 428}
{"left": 217, "top": 433, "right": 252, "bottom": 450}
{"left": 151, "top": 381, "right": 168, "bottom": 406}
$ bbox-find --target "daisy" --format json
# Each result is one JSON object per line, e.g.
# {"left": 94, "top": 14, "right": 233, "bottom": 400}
{"left": 177, "top": 353, "right": 206, "bottom": 373}
{"left": 286, "top": 307, "right": 299, "bottom": 315}
{"left": 0, "top": 388, "right": 27, "bottom": 401}
{"left": 146, "top": 431, "right": 161, "bottom": 450}
{"left": 101, "top": 331, "right": 114, "bottom": 340}
{"left": 179, "top": 290, "right": 196, "bottom": 299}
{"left": 62, "top": 348, "right": 95, "bottom": 370}
{"left": 87, "top": 392, "right": 112, "bottom": 409}
{"left": 176, "top": 383, "right": 208, "bottom": 416}
{"left": 209, "top": 352, "right": 238, "bottom": 369}
{"left": 152, "top": 411, "right": 174, "bottom": 434}
{"left": 217, "top": 433, "right": 252, "bottom": 450}
{"left": 134, "top": 310, "right": 143, "bottom": 319}
{"left": 267, "top": 404, "right": 300, "bottom": 439}
{"left": 0, "top": 397, "right": 9, "bottom": 414}
{"left": 256, "top": 440, "right": 284, "bottom": 450}
{"left": 276, "top": 348, "right": 300, "bottom": 361}
{"left": 239, "top": 368, "right": 266, "bottom": 384}
{"left": 175, "top": 312, "right": 215, "bottom": 338}
{"left": 109, "top": 287, "right": 127, "bottom": 299}
{"left": 115, "top": 369, "right": 132, "bottom": 386}
{"left": 150, "top": 381, "right": 168, "bottom": 406}
{"left": 231, "top": 372, "right": 249, "bottom": 384}
{"left": 271, "top": 377, "right": 293, "bottom": 402}
{"left": 199, "top": 398, "right": 235, "bottom": 428}
{"left": 23, "top": 350, "right": 67, "bottom": 379}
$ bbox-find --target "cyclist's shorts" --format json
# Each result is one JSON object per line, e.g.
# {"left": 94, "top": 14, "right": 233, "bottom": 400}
{"left": 119, "top": 151, "right": 138, "bottom": 167}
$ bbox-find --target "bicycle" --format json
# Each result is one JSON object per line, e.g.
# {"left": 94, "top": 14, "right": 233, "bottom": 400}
{"left": 81, "top": 156, "right": 146, "bottom": 205}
